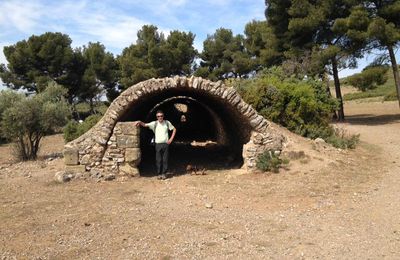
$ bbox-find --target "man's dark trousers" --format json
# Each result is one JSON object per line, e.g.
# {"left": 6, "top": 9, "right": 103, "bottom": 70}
{"left": 155, "top": 143, "right": 169, "bottom": 174}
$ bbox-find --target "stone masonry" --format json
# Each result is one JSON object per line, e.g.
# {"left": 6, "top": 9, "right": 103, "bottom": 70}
{"left": 63, "top": 76, "right": 286, "bottom": 178}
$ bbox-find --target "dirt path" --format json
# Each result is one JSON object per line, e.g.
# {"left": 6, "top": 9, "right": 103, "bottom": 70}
{"left": 332, "top": 100, "right": 400, "bottom": 259}
{"left": 0, "top": 100, "right": 399, "bottom": 259}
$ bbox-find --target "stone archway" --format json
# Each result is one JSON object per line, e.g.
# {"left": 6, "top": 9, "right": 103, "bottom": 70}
{"left": 63, "top": 76, "right": 286, "bottom": 178}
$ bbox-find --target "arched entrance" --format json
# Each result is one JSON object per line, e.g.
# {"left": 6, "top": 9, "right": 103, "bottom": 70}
{"left": 63, "top": 76, "right": 285, "bottom": 178}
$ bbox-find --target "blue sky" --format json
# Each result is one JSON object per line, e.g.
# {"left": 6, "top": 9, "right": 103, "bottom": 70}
{"left": 0, "top": 0, "right": 398, "bottom": 89}
{"left": 0, "top": 0, "right": 264, "bottom": 58}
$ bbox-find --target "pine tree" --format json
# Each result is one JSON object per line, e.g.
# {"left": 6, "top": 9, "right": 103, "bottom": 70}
{"left": 265, "top": 0, "right": 369, "bottom": 120}
{"left": 364, "top": 0, "right": 400, "bottom": 107}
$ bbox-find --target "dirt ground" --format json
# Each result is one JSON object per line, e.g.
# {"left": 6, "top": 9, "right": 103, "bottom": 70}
{"left": 1, "top": 100, "right": 399, "bottom": 259}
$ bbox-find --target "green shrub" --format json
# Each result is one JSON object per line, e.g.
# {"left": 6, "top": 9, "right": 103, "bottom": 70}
{"left": 383, "top": 91, "right": 398, "bottom": 101}
{"left": 63, "top": 120, "right": 79, "bottom": 143}
{"left": 344, "top": 66, "right": 396, "bottom": 101}
{"left": 326, "top": 128, "right": 360, "bottom": 149}
{"left": 347, "top": 66, "right": 389, "bottom": 92}
{"left": 256, "top": 150, "right": 287, "bottom": 173}
{"left": 233, "top": 67, "right": 337, "bottom": 139}
{"left": 0, "top": 83, "right": 71, "bottom": 160}
{"left": 230, "top": 67, "right": 360, "bottom": 149}
{"left": 63, "top": 114, "right": 102, "bottom": 142}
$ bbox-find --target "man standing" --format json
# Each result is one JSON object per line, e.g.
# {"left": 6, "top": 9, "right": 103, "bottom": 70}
{"left": 136, "top": 110, "right": 176, "bottom": 179}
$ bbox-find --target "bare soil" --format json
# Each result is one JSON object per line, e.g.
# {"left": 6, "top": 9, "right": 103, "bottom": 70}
{"left": 1, "top": 100, "right": 399, "bottom": 259}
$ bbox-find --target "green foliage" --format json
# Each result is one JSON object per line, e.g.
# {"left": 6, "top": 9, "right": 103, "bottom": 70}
{"left": 325, "top": 129, "right": 360, "bottom": 149}
{"left": 244, "top": 20, "right": 281, "bottom": 67}
{"left": 196, "top": 28, "right": 255, "bottom": 79}
{"left": 383, "top": 91, "right": 398, "bottom": 101}
{"left": 265, "top": 0, "right": 371, "bottom": 120}
{"left": 0, "top": 32, "right": 120, "bottom": 103}
{"left": 344, "top": 66, "right": 397, "bottom": 100}
{"left": 63, "top": 114, "right": 102, "bottom": 142}
{"left": 232, "top": 67, "right": 359, "bottom": 148}
{"left": 75, "top": 102, "right": 108, "bottom": 115}
{"left": 0, "top": 90, "right": 24, "bottom": 144}
{"left": 80, "top": 42, "right": 119, "bottom": 103}
{"left": 0, "top": 32, "right": 74, "bottom": 93}
{"left": 256, "top": 150, "right": 286, "bottom": 173}
{"left": 364, "top": 1, "right": 400, "bottom": 104}
{"left": 0, "top": 83, "right": 71, "bottom": 160}
{"left": 234, "top": 67, "right": 337, "bottom": 138}
{"left": 347, "top": 66, "right": 389, "bottom": 91}
{"left": 119, "top": 25, "right": 196, "bottom": 88}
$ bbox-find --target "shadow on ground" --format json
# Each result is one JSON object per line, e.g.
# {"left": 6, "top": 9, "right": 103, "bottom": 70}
{"left": 345, "top": 113, "right": 400, "bottom": 126}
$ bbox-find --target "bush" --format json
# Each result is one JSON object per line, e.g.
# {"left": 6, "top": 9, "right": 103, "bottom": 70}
{"left": 230, "top": 67, "right": 359, "bottom": 149}
{"left": 233, "top": 67, "right": 337, "bottom": 139}
{"left": 63, "top": 120, "right": 79, "bottom": 143}
{"left": 256, "top": 150, "right": 287, "bottom": 173}
{"left": 63, "top": 114, "right": 102, "bottom": 142}
{"left": 347, "top": 66, "right": 389, "bottom": 91}
{"left": 0, "top": 83, "right": 71, "bottom": 160}
{"left": 325, "top": 128, "right": 360, "bottom": 149}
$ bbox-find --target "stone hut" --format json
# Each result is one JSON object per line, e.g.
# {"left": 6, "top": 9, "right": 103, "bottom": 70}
{"left": 63, "top": 76, "right": 286, "bottom": 178}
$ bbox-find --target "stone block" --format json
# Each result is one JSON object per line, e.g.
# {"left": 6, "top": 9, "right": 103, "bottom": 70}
{"left": 65, "top": 165, "right": 86, "bottom": 175}
{"left": 63, "top": 147, "right": 79, "bottom": 165}
{"left": 119, "top": 163, "right": 139, "bottom": 177}
{"left": 116, "top": 122, "right": 140, "bottom": 135}
{"left": 125, "top": 148, "right": 141, "bottom": 165}
{"left": 117, "top": 135, "right": 139, "bottom": 148}
{"left": 80, "top": 154, "right": 91, "bottom": 165}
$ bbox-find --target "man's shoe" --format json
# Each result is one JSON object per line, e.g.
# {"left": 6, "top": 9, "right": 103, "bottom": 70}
{"left": 158, "top": 174, "right": 167, "bottom": 180}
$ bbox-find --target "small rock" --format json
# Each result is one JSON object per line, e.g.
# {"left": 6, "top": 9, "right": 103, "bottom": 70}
{"left": 105, "top": 174, "right": 116, "bottom": 181}
{"left": 314, "top": 138, "right": 326, "bottom": 144}
{"left": 90, "top": 169, "right": 104, "bottom": 179}
{"left": 54, "top": 171, "right": 71, "bottom": 183}
{"left": 205, "top": 203, "right": 213, "bottom": 209}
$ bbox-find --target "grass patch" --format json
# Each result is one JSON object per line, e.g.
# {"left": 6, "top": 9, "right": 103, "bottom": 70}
{"left": 256, "top": 150, "right": 289, "bottom": 173}
{"left": 75, "top": 102, "right": 108, "bottom": 115}
{"left": 344, "top": 68, "right": 398, "bottom": 101}
{"left": 326, "top": 127, "right": 360, "bottom": 149}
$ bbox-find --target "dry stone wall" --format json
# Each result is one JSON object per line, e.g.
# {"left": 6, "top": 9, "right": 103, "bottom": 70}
{"left": 63, "top": 76, "right": 286, "bottom": 178}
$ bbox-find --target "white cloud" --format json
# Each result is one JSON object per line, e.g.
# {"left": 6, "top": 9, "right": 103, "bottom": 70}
{"left": 0, "top": 0, "right": 150, "bottom": 52}
{"left": 0, "top": 0, "right": 267, "bottom": 56}
{"left": 165, "top": 0, "right": 187, "bottom": 6}
{"left": 206, "top": 0, "right": 231, "bottom": 6}
{"left": 0, "top": 43, "right": 8, "bottom": 65}
{"left": 75, "top": 15, "right": 146, "bottom": 50}
{"left": 0, "top": 1, "right": 42, "bottom": 33}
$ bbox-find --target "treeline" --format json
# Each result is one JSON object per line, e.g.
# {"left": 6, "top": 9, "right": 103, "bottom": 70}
{"left": 1, "top": 0, "right": 399, "bottom": 120}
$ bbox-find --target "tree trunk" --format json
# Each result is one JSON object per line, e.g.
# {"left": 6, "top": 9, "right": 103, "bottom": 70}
{"left": 89, "top": 98, "right": 94, "bottom": 114}
{"left": 387, "top": 45, "right": 400, "bottom": 108}
{"left": 331, "top": 56, "right": 345, "bottom": 121}
{"left": 323, "top": 72, "right": 338, "bottom": 120}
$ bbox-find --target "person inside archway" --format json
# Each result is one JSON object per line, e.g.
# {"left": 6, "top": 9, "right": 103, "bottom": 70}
{"left": 136, "top": 110, "right": 176, "bottom": 180}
